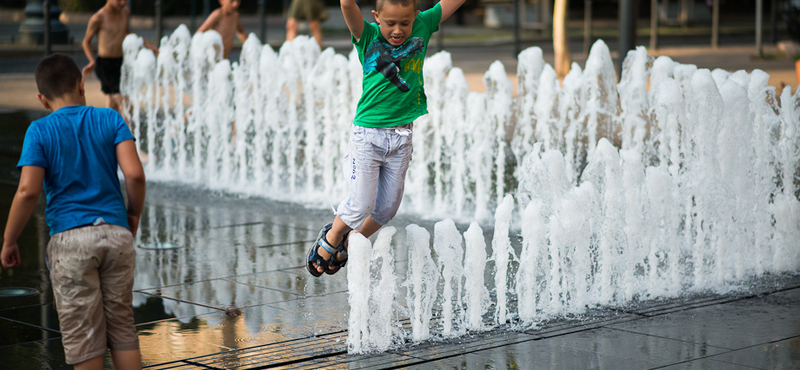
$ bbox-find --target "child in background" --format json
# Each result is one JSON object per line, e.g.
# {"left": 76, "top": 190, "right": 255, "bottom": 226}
{"left": 1, "top": 54, "right": 146, "bottom": 370}
{"left": 197, "top": 0, "right": 248, "bottom": 59}
{"left": 307, "top": 0, "right": 467, "bottom": 276}
{"left": 285, "top": 0, "right": 328, "bottom": 47}
{"left": 82, "top": 0, "right": 158, "bottom": 113}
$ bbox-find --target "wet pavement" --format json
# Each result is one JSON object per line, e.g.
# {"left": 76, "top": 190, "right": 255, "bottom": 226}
{"left": 2, "top": 9, "right": 800, "bottom": 368}
{"left": 0, "top": 108, "right": 799, "bottom": 369}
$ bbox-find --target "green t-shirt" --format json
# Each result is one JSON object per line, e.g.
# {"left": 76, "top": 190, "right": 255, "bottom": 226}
{"left": 352, "top": 3, "right": 442, "bottom": 127}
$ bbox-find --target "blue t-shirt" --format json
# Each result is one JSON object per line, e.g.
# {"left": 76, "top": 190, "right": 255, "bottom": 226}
{"left": 17, "top": 105, "right": 135, "bottom": 235}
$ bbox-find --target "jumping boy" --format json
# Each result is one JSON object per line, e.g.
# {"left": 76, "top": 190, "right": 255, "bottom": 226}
{"left": 306, "top": 0, "right": 466, "bottom": 276}
{"left": 1, "top": 54, "right": 146, "bottom": 370}
{"left": 82, "top": 0, "right": 157, "bottom": 113}
{"left": 197, "top": 0, "right": 248, "bottom": 59}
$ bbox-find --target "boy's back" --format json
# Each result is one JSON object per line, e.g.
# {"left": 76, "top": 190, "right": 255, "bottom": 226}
{"left": 20, "top": 106, "right": 133, "bottom": 234}
{"left": 2, "top": 54, "right": 145, "bottom": 369}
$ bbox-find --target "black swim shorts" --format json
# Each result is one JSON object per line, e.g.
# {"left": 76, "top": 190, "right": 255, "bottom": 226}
{"left": 95, "top": 56, "right": 123, "bottom": 94}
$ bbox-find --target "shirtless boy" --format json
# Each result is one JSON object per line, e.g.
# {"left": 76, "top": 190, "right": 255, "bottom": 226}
{"left": 197, "top": 0, "right": 248, "bottom": 59}
{"left": 82, "top": 0, "right": 157, "bottom": 113}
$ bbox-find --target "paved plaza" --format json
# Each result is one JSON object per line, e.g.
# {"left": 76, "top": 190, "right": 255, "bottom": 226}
{"left": 1, "top": 9, "right": 800, "bottom": 370}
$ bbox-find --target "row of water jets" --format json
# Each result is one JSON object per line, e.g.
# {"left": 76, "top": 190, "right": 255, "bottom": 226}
{"left": 122, "top": 26, "right": 800, "bottom": 353}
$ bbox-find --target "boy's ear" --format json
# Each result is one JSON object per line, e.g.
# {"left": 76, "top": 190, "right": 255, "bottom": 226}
{"left": 36, "top": 93, "right": 51, "bottom": 111}
{"left": 78, "top": 77, "right": 85, "bottom": 97}
{"left": 372, "top": 10, "right": 380, "bottom": 24}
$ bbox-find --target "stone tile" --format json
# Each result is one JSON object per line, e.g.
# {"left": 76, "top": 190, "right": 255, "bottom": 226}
{"left": 0, "top": 302, "right": 60, "bottom": 335}
{"left": 228, "top": 270, "right": 344, "bottom": 297}
{"left": 658, "top": 358, "right": 766, "bottom": 369}
{"left": 0, "top": 316, "right": 59, "bottom": 347}
{"left": 139, "top": 278, "right": 297, "bottom": 310}
{"left": 263, "top": 292, "right": 351, "bottom": 337}
{"left": 301, "top": 351, "right": 420, "bottom": 369}
{"left": 607, "top": 288, "right": 800, "bottom": 350}
{"left": 405, "top": 327, "right": 727, "bottom": 369}
{"left": 0, "top": 338, "right": 73, "bottom": 370}
{"left": 395, "top": 330, "right": 539, "bottom": 360}
{"left": 132, "top": 292, "right": 218, "bottom": 326}
{"left": 705, "top": 336, "right": 800, "bottom": 369}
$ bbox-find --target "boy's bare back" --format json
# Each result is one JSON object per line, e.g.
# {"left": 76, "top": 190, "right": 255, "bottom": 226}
{"left": 197, "top": 0, "right": 247, "bottom": 59}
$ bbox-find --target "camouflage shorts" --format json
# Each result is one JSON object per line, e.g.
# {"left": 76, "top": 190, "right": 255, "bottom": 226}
{"left": 288, "top": 0, "right": 328, "bottom": 22}
{"left": 47, "top": 223, "right": 139, "bottom": 364}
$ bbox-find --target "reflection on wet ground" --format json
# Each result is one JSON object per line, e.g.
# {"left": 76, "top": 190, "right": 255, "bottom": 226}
{"left": 2, "top": 108, "right": 800, "bottom": 369}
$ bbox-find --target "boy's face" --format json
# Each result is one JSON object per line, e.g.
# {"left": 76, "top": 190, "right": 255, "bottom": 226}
{"left": 220, "top": 0, "right": 240, "bottom": 13}
{"left": 372, "top": 3, "right": 418, "bottom": 47}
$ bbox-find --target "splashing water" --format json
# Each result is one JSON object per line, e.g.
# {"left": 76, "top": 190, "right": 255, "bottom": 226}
{"left": 124, "top": 28, "right": 800, "bottom": 354}
{"left": 433, "top": 219, "right": 465, "bottom": 337}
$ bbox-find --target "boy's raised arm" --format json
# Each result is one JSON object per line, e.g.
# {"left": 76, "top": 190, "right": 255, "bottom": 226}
{"left": 340, "top": 0, "right": 365, "bottom": 42}
{"left": 438, "top": 0, "right": 467, "bottom": 24}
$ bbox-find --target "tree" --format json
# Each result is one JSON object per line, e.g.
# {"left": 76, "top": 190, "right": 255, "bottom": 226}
{"left": 553, "top": 0, "right": 570, "bottom": 79}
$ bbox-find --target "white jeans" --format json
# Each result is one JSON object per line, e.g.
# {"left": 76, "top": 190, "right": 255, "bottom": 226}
{"left": 337, "top": 123, "right": 413, "bottom": 229}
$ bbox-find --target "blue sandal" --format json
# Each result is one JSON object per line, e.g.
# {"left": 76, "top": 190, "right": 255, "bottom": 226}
{"left": 325, "top": 229, "right": 352, "bottom": 275}
{"left": 306, "top": 224, "right": 338, "bottom": 277}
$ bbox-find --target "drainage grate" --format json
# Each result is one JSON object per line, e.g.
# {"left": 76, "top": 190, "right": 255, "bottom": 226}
{"left": 0, "top": 287, "right": 39, "bottom": 298}
{"left": 139, "top": 242, "right": 183, "bottom": 250}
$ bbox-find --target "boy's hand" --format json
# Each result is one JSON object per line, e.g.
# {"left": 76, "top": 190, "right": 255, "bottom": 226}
{"left": 1, "top": 242, "right": 21, "bottom": 268}
{"left": 127, "top": 214, "right": 140, "bottom": 237}
{"left": 82, "top": 61, "right": 96, "bottom": 78}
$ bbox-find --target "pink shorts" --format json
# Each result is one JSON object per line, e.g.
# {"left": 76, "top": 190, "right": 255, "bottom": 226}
{"left": 47, "top": 223, "right": 139, "bottom": 364}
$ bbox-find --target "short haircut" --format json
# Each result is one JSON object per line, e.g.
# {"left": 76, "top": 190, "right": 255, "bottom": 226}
{"left": 35, "top": 54, "right": 82, "bottom": 100}
{"left": 376, "top": 0, "right": 417, "bottom": 11}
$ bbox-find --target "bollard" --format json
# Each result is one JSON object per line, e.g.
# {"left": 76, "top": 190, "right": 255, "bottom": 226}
{"left": 513, "top": 0, "right": 519, "bottom": 58}
{"left": 585, "top": 0, "right": 593, "bottom": 55}
{"left": 617, "top": 0, "right": 635, "bottom": 75}
{"left": 190, "top": 0, "right": 197, "bottom": 31}
{"left": 155, "top": 0, "right": 163, "bottom": 44}
{"left": 649, "top": 0, "right": 657, "bottom": 51}
{"left": 258, "top": 0, "right": 266, "bottom": 42}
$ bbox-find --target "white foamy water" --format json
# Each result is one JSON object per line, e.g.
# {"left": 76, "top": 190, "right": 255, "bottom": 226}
{"left": 346, "top": 232, "right": 371, "bottom": 353}
{"left": 404, "top": 224, "right": 438, "bottom": 343}
{"left": 125, "top": 28, "right": 800, "bottom": 354}
{"left": 433, "top": 219, "right": 465, "bottom": 337}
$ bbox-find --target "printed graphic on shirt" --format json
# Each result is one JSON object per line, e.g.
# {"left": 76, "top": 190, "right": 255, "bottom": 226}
{"left": 364, "top": 37, "right": 424, "bottom": 92}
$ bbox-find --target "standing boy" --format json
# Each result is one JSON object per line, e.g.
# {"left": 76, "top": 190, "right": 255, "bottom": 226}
{"left": 1, "top": 54, "right": 146, "bottom": 370}
{"left": 82, "top": 0, "right": 157, "bottom": 113}
{"left": 197, "top": 0, "right": 248, "bottom": 59}
{"left": 307, "top": 0, "right": 466, "bottom": 276}
{"left": 285, "top": 0, "right": 327, "bottom": 47}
